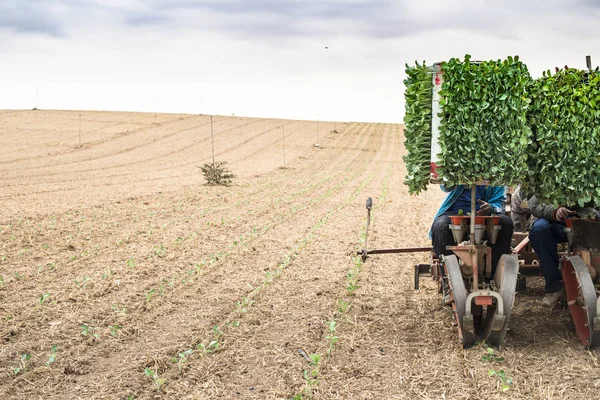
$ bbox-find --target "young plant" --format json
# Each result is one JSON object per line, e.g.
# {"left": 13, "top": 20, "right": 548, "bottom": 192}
{"left": 126, "top": 257, "right": 136, "bottom": 268}
{"left": 325, "top": 320, "right": 340, "bottom": 355}
{"left": 39, "top": 292, "right": 51, "bottom": 305}
{"left": 481, "top": 347, "right": 505, "bottom": 363}
{"left": 109, "top": 324, "right": 122, "bottom": 337}
{"left": 199, "top": 161, "right": 235, "bottom": 186}
{"left": 197, "top": 340, "right": 220, "bottom": 355}
{"left": 171, "top": 349, "right": 193, "bottom": 371}
{"left": 146, "top": 289, "right": 158, "bottom": 303}
{"left": 14, "top": 353, "right": 31, "bottom": 375}
{"left": 338, "top": 299, "right": 349, "bottom": 313}
{"left": 81, "top": 324, "right": 100, "bottom": 340}
{"left": 489, "top": 369, "right": 513, "bottom": 392}
{"left": 144, "top": 367, "right": 166, "bottom": 389}
{"left": 46, "top": 345, "right": 58, "bottom": 366}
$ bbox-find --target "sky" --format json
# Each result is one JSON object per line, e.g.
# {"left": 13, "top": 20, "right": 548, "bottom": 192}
{"left": 1, "top": 0, "right": 599, "bottom": 123}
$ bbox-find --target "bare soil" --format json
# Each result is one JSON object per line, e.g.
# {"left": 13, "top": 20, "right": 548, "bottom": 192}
{"left": 0, "top": 110, "right": 598, "bottom": 399}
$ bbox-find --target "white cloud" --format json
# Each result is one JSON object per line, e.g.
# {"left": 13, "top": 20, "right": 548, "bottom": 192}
{"left": 0, "top": 1, "right": 599, "bottom": 122}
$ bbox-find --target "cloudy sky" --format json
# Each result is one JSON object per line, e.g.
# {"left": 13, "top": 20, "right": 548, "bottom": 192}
{"left": 1, "top": 0, "right": 599, "bottom": 122}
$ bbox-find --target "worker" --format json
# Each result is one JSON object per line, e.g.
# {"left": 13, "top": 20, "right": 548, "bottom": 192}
{"left": 527, "top": 197, "right": 599, "bottom": 306}
{"left": 430, "top": 185, "right": 514, "bottom": 273}
{"left": 510, "top": 185, "right": 532, "bottom": 232}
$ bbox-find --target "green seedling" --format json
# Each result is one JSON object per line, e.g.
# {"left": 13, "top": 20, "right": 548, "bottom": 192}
{"left": 46, "top": 344, "right": 58, "bottom": 366}
{"left": 154, "top": 244, "right": 165, "bottom": 258}
{"left": 213, "top": 325, "right": 223, "bottom": 337}
{"left": 0, "top": 275, "right": 4, "bottom": 286}
{"left": 14, "top": 353, "right": 31, "bottom": 375}
{"left": 144, "top": 367, "right": 166, "bottom": 389}
{"left": 127, "top": 257, "right": 136, "bottom": 269}
{"left": 81, "top": 324, "right": 100, "bottom": 340}
{"left": 75, "top": 276, "right": 91, "bottom": 289}
{"left": 481, "top": 347, "right": 505, "bottom": 363}
{"left": 112, "top": 304, "right": 128, "bottom": 316}
{"left": 236, "top": 297, "right": 254, "bottom": 313}
{"left": 489, "top": 369, "right": 513, "bottom": 392}
{"left": 171, "top": 349, "right": 194, "bottom": 371}
{"left": 109, "top": 324, "right": 122, "bottom": 337}
{"left": 146, "top": 289, "right": 157, "bottom": 302}
{"left": 197, "top": 340, "right": 220, "bottom": 354}
{"left": 338, "top": 299, "right": 349, "bottom": 313}
{"left": 39, "top": 292, "right": 51, "bottom": 304}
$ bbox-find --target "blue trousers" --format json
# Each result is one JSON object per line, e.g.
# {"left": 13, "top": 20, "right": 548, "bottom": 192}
{"left": 528, "top": 218, "right": 567, "bottom": 293}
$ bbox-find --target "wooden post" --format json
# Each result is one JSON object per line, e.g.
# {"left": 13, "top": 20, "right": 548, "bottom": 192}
{"left": 210, "top": 115, "right": 215, "bottom": 165}
{"left": 282, "top": 125, "right": 286, "bottom": 168}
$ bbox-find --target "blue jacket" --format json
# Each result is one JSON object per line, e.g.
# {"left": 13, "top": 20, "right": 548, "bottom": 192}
{"left": 429, "top": 185, "right": 506, "bottom": 238}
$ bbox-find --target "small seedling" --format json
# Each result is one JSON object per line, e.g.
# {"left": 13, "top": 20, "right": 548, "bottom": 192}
{"left": 481, "top": 347, "right": 504, "bottom": 363}
{"left": 46, "top": 345, "right": 58, "bottom": 366}
{"left": 171, "top": 349, "right": 194, "bottom": 371}
{"left": 197, "top": 340, "right": 220, "bottom": 354}
{"left": 0, "top": 275, "right": 4, "bottom": 286}
{"left": 14, "top": 353, "right": 31, "bottom": 375}
{"left": 112, "top": 304, "right": 128, "bottom": 316}
{"left": 39, "top": 292, "right": 51, "bottom": 304}
{"left": 81, "top": 324, "right": 100, "bottom": 340}
{"left": 154, "top": 244, "right": 165, "bottom": 258}
{"left": 75, "top": 276, "right": 91, "bottom": 289}
{"left": 338, "top": 299, "right": 349, "bottom": 313}
{"left": 109, "top": 324, "right": 122, "bottom": 337}
{"left": 144, "top": 367, "right": 166, "bottom": 389}
{"left": 127, "top": 257, "right": 136, "bottom": 269}
{"left": 213, "top": 325, "right": 223, "bottom": 337}
{"left": 489, "top": 369, "right": 513, "bottom": 392}
{"left": 146, "top": 289, "right": 157, "bottom": 302}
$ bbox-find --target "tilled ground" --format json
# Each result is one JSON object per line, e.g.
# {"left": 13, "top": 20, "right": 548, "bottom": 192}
{"left": 0, "top": 110, "right": 599, "bottom": 399}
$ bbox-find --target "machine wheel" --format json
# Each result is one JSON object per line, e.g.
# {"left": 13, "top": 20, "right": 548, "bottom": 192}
{"left": 445, "top": 255, "right": 477, "bottom": 348}
{"left": 562, "top": 256, "right": 600, "bottom": 348}
{"left": 484, "top": 254, "right": 519, "bottom": 348}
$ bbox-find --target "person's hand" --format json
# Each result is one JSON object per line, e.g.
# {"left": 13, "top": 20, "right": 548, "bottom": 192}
{"left": 477, "top": 199, "right": 491, "bottom": 216}
{"left": 554, "top": 206, "right": 576, "bottom": 221}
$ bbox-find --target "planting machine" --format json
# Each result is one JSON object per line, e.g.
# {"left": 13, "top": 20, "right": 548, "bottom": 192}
{"left": 359, "top": 56, "right": 600, "bottom": 349}
{"left": 359, "top": 190, "right": 519, "bottom": 349}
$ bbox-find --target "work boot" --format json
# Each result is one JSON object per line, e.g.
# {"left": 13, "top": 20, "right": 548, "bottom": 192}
{"left": 541, "top": 287, "right": 565, "bottom": 307}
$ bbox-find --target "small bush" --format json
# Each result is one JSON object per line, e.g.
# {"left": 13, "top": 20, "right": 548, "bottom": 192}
{"left": 200, "top": 161, "right": 235, "bottom": 186}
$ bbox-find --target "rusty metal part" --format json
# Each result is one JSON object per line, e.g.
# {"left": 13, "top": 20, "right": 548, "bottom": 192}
{"left": 445, "top": 255, "right": 477, "bottom": 348}
{"left": 447, "top": 244, "right": 493, "bottom": 282}
{"left": 513, "top": 236, "right": 530, "bottom": 254}
{"left": 562, "top": 256, "right": 600, "bottom": 348}
{"left": 484, "top": 254, "right": 519, "bottom": 348}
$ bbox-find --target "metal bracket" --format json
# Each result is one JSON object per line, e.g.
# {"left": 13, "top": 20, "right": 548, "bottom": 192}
{"left": 463, "top": 290, "right": 505, "bottom": 331}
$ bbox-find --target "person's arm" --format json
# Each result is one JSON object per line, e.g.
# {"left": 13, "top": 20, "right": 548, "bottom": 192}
{"left": 485, "top": 186, "right": 506, "bottom": 215}
{"left": 528, "top": 195, "right": 574, "bottom": 221}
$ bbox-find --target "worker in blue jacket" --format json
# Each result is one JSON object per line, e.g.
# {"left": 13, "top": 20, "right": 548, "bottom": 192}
{"left": 430, "top": 185, "right": 513, "bottom": 274}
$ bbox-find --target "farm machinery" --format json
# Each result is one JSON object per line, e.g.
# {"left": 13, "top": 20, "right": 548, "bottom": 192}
{"left": 359, "top": 190, "right": 519, "bottom": 349}
{"left": 360, "top": 55, "right": 600, "bottom": 349}
{"left": 359, "top": 195, "right": 600, "bottom": 349}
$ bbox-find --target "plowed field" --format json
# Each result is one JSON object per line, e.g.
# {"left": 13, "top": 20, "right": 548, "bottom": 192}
{"left": 1, "top": 110, "right": 598, "bottom": 399}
